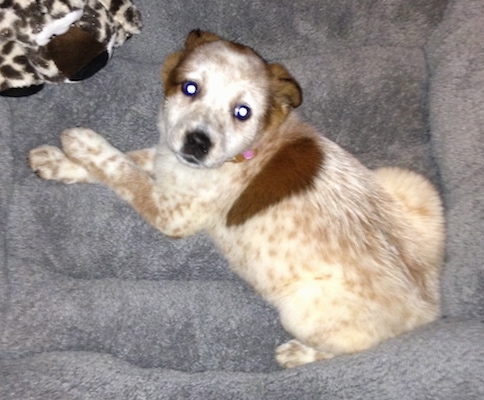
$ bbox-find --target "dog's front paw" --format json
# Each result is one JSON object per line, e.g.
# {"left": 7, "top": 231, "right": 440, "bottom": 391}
{"left": 29, "top": 145, "right": 92, "bottom": 184}
{"left": 60, "top": 127, "right": 113, "bottom": 165}
{"left": 275, "top": 339, "right": 334, "bottom": 368}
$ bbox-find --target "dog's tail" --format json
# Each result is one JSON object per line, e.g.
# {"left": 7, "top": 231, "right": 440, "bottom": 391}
{"left": 374, "top": 167, "right": 445, "bottom": 276}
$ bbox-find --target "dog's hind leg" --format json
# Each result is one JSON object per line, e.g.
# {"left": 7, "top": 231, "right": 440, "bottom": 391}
{"left": 274, "top": 281, "right": 385, "bottom": 368}
{"left": 275, "top": 339, "right": 335, "bottom": 368}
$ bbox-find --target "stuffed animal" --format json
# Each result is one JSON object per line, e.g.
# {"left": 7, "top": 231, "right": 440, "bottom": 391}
{"left": 0, "top": 0, "right": 142, "bottom": 97}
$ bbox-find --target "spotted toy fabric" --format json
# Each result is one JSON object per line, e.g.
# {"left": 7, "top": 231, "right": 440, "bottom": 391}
{"left": 0, "top": 0, "right": 141, "bottom": 93}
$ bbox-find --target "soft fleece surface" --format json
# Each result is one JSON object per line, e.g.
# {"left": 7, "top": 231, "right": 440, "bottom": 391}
{"left": 1, "top": 0, "right": 483, "bottom": 398}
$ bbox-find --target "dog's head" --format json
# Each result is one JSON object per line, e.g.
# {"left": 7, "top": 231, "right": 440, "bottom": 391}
{"left": 158, "top": 30, "right": 302, "bottom": 168}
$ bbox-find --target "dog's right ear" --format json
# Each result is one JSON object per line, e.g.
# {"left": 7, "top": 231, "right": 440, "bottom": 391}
{"left": 160, "top": 51, "right": 183, "bottom": 90}
{"left": 184, "top": 29, "right": 222, "bottom": 51}
{"left": 160, "top": 30, "right": 222, "bottom": 90}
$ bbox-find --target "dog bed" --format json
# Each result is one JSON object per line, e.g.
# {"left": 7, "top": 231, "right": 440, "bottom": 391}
{"left": 1, "top": 0, "right": 483, "bottom": 398}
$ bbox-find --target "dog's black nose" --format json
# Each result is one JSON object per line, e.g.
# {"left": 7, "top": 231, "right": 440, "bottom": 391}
{"left": 182, "top": 131, "right": 212, "bottom": 161}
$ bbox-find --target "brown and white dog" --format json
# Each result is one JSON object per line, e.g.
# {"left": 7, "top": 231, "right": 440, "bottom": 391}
{"left": 28, "top": 30, "right": 445, "bottom": 368}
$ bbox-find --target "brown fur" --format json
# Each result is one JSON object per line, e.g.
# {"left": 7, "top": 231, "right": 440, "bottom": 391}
{"left": 227, "top": 137, "right": 324, "bottom": 226}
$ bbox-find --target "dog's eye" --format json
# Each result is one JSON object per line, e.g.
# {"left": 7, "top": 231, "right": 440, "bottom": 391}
{"left": 182, "top": 81, "right": 198, "bottom": 96}
{"left": 234, "top": 105, "right": 251, "bottom": 121}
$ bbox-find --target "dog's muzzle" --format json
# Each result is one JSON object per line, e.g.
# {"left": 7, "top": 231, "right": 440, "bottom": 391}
{"left": 181, "top": 130, "right": 212, "bottom": 164}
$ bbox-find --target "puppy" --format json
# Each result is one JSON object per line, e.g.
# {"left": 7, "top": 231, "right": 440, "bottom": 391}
{"left": 29, "top": 30, "right": 445, "bottom": 368}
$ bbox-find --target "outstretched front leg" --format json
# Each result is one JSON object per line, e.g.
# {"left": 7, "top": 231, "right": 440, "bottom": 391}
{"left": 126, "top": 148, "right": 157, "bottom": 177}
{"left": 30, "top": 127, "right": 160, "bottom": 219}
{"left": 29, "top": 136, "right": 156, "bottom": 184}
{"left": 29, "top": 128, "right": 195, "bottom": 237}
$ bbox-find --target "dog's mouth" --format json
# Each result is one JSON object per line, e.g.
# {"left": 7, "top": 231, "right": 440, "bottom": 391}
{"left": 177, "top": 152, "right": 203, "bottom": 166}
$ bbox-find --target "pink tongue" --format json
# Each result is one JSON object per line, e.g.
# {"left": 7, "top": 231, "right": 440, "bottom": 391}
{"left": 242, "top": 149, "right": 255, "bottom": 160}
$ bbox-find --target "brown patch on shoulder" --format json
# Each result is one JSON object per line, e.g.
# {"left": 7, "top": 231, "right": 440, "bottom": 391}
{"left": 226, "top": 137, "right": 324, "bottom": 226}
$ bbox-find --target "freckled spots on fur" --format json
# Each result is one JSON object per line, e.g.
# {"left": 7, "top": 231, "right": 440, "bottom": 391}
{"left": 287, "top": 229, "right": 298, "bottom": 240}
{"left": 117, "top": 187, "right": 134, "bottom": 202}
{"left": 267, "top": 233, "right": 276, "bottom": 244}
{"left": 170, "top": 199, "right": 199, "bottom": 220}
{"left": 99, "top": 155, "right": 118, "bottom": 170}
{"left": 226, "top": 136, "right": 324, "bottom": 226}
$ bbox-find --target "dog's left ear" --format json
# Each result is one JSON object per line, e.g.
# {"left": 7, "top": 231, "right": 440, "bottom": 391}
{"left": 268, "top": 63, "right": 302, "bottom": 109}
{"left": 184, "top": 29, "right": 222, "bottom": 52}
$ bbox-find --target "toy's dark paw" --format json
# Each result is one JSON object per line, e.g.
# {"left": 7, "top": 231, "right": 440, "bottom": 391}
{"left": 69, "top": 50, "right": 109, "bottom": 82}
{"left": 0, "top": 84, "right": 44, "bottom": 97}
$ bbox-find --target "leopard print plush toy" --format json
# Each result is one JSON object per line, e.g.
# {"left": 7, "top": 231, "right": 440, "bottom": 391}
{"left": 0, "top": 0, "right": 141, "bottom": 96}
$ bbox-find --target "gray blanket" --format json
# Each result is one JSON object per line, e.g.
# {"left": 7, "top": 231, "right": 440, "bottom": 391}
{"left": 1, "top": 0, "right": 483, "bottom": 398}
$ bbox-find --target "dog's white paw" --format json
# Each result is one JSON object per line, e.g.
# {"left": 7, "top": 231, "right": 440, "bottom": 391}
{"left": 60, "top": 127, "right": 114, "bottom": 164}
{"left": 60, "top": 127, "right": 134, "bottom": 182}
{"left": 29, "top": 145, "right": 92, "bottom": 184}
{"left": 275, "top": 339, "right": 334, "bottom": 368}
